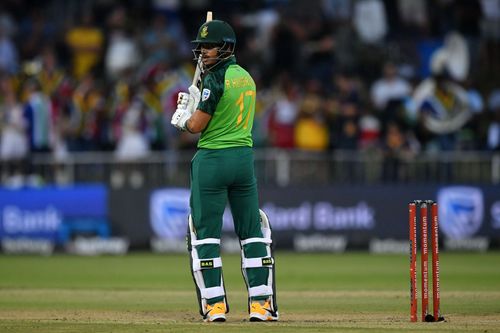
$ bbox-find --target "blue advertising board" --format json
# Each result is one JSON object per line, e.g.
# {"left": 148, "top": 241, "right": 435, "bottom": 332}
{"left": 0, "top": 185, "right": 109, "bottom": 244}
{"left": 146, "top": 184, "right": 500, "bottom": 251}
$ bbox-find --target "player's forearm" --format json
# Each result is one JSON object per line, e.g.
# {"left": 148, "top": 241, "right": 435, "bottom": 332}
{"left": 186, "top": 110, "right": 211, "bottom": 133}
{"left": 185, "top": 117, "right": 201, "bottom": 133}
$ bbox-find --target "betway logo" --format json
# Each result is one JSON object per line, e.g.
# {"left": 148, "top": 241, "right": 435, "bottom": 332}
{"left": 261, "top": 201, "right": 375, "bottom": 230}
{"left": 2, "top": 206, "right": 62, "bottom": 233}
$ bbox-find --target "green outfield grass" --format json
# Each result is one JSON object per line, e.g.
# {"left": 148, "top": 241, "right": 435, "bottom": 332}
{"left": 1, "top": 252, "right": 500, "bottom": 332}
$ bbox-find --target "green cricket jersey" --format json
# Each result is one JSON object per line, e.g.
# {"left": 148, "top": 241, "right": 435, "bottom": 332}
{"left": 196, "top": 56, "right": 256, "bottom": 149}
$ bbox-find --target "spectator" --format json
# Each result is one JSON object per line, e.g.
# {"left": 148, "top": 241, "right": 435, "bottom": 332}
{"left": 353, "top": 0, "right": 388, "bottom": 44}
{"left": 0, "top": 16, "right": 18, "bottom": 74}
{"left": 371, "top": 62, "right": 412, "bottom": 113}
{"left": 0, "top": 75, "right": 28, "bottom": 182}
{"left": 413, "top": 71, "right": 471, "bottom": 151}
{"left": 327, "top": 72, "right": 363, "bottom": 150}
{"left": 50, "top": 79, "right": 74, "bottom": 158}
{"left": 294, "top": 90, "right": 329, "bottom": 151}
{"left": 36, "top": 46, "right": 65, "bottom": 98}
{"left": 105, "top": 6, "right": 140, "bottom": 80}
{"left": 109, "top": 77, "right": 134, "bottom": 147}
{"left": 380, "top": 121, "right": 417, "bottom": 181}
{"left": 335, "top": 103, "right": 360, "bottom": 150}
{"left": 35, "top": 46, "right": 72, "bottom": 157}
{"left": 457, "top": 78, "right": 485, "bottom": 150}
{"left": 137, "top": 65, "right": 167, "bottom": 150}
{"left": 22, "top": 78, "right": 52, "bottom": 152}
{"left": 115, "top": 102, "right": 150, "bottom": 161}
{"left": 69, "top": 73, "right": 101, "bottom": 151}
{"left": 236, "top": 6, "right": 280, "bottom": 69}
{"left": 397, "top": 0, "right": 428, "bottom": 30}
{"left": 65, "top": 12, "right": 104, "bottom": 80}
{"left": 301, "top": 16, "right": 336, "bottom": 85}
{"left": 358, "top": 109, "right": 381, "bottom": 150}
{"left": 141, "top": 13, "right": 190, "bottom": 66}
{"left": 267, "top": 76, "right": 300, "bottom": 148}
{"left": 155, "top": 65, "right": 192, "bottom": 150}
{"left": 0, "top": 0, "right": 496, "bottom": 159}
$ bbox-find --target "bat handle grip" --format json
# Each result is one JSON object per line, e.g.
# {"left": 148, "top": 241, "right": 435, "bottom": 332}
{"left": 192, "top": 63, "right": 202, "bottom": 86}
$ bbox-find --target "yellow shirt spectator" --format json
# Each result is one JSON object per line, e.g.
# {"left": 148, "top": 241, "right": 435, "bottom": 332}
{"left": 66, "top": 26, "right": 104, "bottom": 79}
{"left": 294, "top": 94, "right": 329, "bottom": 151}
{"left": 294, "top": 117, "right": 329, "bottom": 151}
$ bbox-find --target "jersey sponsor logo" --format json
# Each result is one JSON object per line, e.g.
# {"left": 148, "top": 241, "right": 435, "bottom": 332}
{"left": 437, "top": 186, "right": 483, "bottom": 239}
{"left": 202, "top": 88, "right": 211, "bottom": 101}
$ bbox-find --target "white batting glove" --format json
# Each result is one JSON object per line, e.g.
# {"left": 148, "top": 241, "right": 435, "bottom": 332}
{"left": 171, "top": 107, "right": 191, "bottom": 131}
{"left": 188, "top": 85, "right": 200, "bottom": 112}
{"left": 176, "top": 85, "right": 201, "bottom": 115}
{"left": 177, "top": 92, "right": 189, "bottom": 110}
{"left": 172, "top": 85, "right": 201, "bottom": 131}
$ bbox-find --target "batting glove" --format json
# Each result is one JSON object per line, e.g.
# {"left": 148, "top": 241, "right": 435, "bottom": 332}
{"left": 177, "top": 92, "right": 189, "bottom": 110}
{"left": 171, "top": 107, "right": 191, "bottom": 131}
{"left": 188, "top": 85, "right": 201, "bottom": 112}
{"left": 171, "top": 85, "right": 201, "bottom": 131}
{"left": 176, "top": 85, "right": 201, "bottom": 115}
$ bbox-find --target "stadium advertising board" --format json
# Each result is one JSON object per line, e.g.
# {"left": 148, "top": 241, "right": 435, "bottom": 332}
{"left": 148, "top": 185, "right": 500, "bottom": 252}
{"left": 0, "top": 185, "right": 110, "bottom": 254}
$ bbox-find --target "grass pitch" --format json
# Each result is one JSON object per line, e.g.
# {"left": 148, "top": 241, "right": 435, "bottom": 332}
{"left": 0, "top": 252, "right": 499, "bottom": 332}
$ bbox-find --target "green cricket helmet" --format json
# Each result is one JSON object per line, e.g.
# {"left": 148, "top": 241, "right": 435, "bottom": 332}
{"left": 192, "top": 20, "right": 236, "bottom": 70}
{"left": 192, "top": 20, "right": 236, "bottom": 45}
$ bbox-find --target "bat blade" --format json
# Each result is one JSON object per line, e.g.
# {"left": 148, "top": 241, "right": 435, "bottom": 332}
{"left": 192, "top": 11, "right": 213, "bottom": 86}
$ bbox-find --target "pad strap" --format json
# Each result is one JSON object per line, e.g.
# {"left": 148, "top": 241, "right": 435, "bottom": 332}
{"left": 191, "top": 238, "right": 220, "bottom": 246}
{"left": 193, "top": 257, "right": 222, "bottom": 271}
{"left": 249, "top": 285, "right": 274, "bottom": 297}
{"left": 200, "top": 286, "right": 225, "bottom": 299}
{"left": 242, "top": 257, "right": 274, "bottom": 268}
{"left": 241, "top": 237, "right": 272, "bottom": 246}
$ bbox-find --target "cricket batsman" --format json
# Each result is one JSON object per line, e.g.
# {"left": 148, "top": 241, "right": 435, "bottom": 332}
{"left": 171, "top": 18, "right": 279, "bottom": 322}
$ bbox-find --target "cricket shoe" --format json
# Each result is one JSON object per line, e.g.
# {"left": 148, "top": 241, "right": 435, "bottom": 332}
{"left": 249, "top": 299, "right": 279, "bottom": 322}
{"left": 204, "top": 302, "right": 226, "bottom": 322}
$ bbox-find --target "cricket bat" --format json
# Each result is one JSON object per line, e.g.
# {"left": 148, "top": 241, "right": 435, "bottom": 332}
{"left": 192, "top": 11, "right": 213, "bottom": 86}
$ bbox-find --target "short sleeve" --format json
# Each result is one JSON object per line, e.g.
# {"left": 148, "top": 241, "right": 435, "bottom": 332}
{"left": 197, "top": 72, "right": 223, "bottom": 116}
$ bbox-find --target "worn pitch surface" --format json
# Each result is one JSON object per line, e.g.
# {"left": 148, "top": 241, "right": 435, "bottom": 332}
{"left": 1, "top": 252, "right": 499, "bottom": 332}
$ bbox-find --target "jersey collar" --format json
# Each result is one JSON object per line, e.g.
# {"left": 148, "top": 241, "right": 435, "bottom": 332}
{"left": 210, "top": 55, "right": 236, "bottom": 72}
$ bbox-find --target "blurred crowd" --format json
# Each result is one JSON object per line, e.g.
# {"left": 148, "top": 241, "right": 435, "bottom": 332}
{"left": 1, "top": 0, "right": 500, "bottom": 179}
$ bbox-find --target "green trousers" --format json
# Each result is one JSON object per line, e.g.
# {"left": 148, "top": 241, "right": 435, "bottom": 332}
{"left": 190, "top": 147, "right": 269, "bottom": 304}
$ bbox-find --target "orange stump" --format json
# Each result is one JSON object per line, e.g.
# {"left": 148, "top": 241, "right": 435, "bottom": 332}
{"left": 409, "top": 202, "right": 417, "bottom": 322}
{"left": 431, "top": 202, "right": 441, "bottom": 321}
{"left": 420, "top": 203, "right": 429, "bottom": 321}
{"left": 410, "top": 200, "right": 443, "bottom": 322}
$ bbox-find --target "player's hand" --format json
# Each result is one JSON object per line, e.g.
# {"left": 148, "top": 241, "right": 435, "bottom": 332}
{"left": 177, "top": 86, "right": 201, "bottom": 115}
{"left": 177, "top": 92, "right": 189, "bottom": 110}
{"left": 171, "top": 107, "right": 191, "bottom": 131}
{"left": 188, "top": 85, "right": 200, "bottom": 112}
